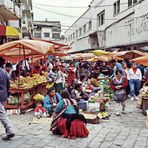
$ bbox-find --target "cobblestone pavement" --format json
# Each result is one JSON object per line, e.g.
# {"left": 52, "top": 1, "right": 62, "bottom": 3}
{"left": 0, "top": 100, "right": 148, "bottom": 148}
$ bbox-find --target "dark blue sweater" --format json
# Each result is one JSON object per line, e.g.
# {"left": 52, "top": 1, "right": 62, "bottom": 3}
{"left": 0, "top": 68, "right": 8, "bottom": 102}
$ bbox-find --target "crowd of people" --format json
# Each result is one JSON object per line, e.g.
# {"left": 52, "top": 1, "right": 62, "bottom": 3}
{"left": 0, "top": 55, "right": 148, "bottom": 140}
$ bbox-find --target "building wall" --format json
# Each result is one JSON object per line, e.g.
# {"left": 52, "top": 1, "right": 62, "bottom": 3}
{"left": 65, "top": 0, "right": 147, "bottom": 52}
{"left": 0, "top": 0, "right": 21, "bottom": 44}
{"left": 41, "top": 27, "right": 52, "bottom": 40}
{"left": 33, "top": 21, "right": 61, "bottom": 41}
{"left": 105, "top": 0, "right": 148, "bottom": 48}
{"left": 21, "top": 0, "right": 34, "bottom": 38}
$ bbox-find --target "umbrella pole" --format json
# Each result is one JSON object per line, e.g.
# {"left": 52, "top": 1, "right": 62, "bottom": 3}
{"left": 17, "top": 44, "right": 21, "bottom": 109}
{"left": 44, "top": 54, "right": 47, "bottom": 71}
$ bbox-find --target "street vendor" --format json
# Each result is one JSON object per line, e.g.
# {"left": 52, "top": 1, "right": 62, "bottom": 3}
{"left": 100, "top": 62, "right": 110, "bottom": 76}
{"left": 71, "top": 83, "right": 89, "bottom": 103}
{"left": 5, "top": 63, "right": 13, "bottom": 80}
{"left": 44, "top": 87, "right": 62, "bottom": 116}
{"left": 50, "top": 90, "right": 89, "bottom": 139}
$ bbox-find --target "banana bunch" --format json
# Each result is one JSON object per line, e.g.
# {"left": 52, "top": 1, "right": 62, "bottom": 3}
{"left": 10, "top": 75, "right": 47, "bottom": 89}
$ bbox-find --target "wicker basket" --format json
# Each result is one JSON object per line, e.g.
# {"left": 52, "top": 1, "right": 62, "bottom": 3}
{"left": 144, "top": 82, "right": 148, "bottom": 87}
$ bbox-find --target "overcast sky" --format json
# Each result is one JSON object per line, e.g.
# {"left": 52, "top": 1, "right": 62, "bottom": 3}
{"left": 32, "top": 0, "right": 92, "bottom": 34}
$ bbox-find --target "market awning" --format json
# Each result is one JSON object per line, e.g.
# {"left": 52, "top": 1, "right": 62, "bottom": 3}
{"left": 0, "top": 39, "right": 54, "bottom": 63}
{"left": 0, "top": 25, "right": 21, "bottom": 37}
{"left": 92, "top": 50, "right": 109, "bottom": 56}
{"left": 116, "top": 50, "right": 148, "bottom": 59}
{"left": 131, "top": 55, "right": 148, "bottom": 66}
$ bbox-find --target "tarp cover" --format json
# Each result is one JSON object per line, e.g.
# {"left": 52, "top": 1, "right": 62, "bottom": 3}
{"left": 0, "top": 39, "right": 54, "bottom": 63}
{"left": 132, "top": 55, "right": 148, "bottom": 66}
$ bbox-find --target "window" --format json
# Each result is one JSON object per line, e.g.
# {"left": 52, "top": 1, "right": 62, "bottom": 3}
{"left": 83, "top": 24, "right": 86, "bottom": 33}
{"left": 44, "top": 33, "right": 50, "bottom": 37}
{"left": 113, "top": 0, "right": 120, "bottom": 16}
{"left": 89, "top": 21, "right": 92, "bottom": 30}
{"left": 128, "top": 0, "right": 132, "bottom": 7}
{"left": 34, "top": 33, "right": 41, "bottom": 38}
{"left": 52, "top": 33, "right": 60, "bottom": 39}
{"left": 117, "top": 0, "right": 120, "bottom": 13}
{"left": 128, "top": 0, "right": 137, "bottom": 7}
{"left": 72, "top": 33, "right": 75, "bottom": 39}
{"left": 97, "top": 10, "right": 105, "bottom": 26}
{"left": 76, "top": 30, "right": 78, "bottom": 37}
{"left": 133, "top": 0, "right": 137, "bottom": 4}
{"left": 79, "top": 28, "right": 82, "bottom": 36}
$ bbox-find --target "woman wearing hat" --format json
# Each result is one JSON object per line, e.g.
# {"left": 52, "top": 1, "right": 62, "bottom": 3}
{"left": 44, "top": 87, "right": 62, "bottom": 116}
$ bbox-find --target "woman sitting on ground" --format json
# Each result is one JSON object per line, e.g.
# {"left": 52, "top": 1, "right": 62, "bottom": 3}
{"left": 50, "top": 90, "right": 89, "bottom": 139}
{"left": 71, "top": 83, "right": 89, "bottom": 103}
{"left": 44, "top": 87, "right": 62, "bottom": 116}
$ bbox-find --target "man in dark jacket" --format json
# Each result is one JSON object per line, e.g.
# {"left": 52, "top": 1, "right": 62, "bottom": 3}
{"left": 0, "top": 57, "right": 15, "bottom": 140}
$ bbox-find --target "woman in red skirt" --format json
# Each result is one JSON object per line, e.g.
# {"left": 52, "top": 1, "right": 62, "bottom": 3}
{"left": 50, "top": 90, "right": 89, "bottom": 139}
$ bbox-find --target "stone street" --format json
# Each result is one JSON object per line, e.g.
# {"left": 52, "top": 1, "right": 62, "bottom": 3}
{"left": 0, "top": 100, "right": 147, "bottom": 148}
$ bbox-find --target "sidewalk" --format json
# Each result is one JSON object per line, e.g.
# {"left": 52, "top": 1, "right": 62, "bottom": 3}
{"left": 0, "top": 100, "right": 147, "bottom": 148}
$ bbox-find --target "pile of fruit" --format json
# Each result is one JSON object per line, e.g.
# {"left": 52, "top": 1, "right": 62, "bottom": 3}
{"left": 10, "top": 74, "right": 47, "bottom": 89}
{"left": 140, "top": 85, "right": 148, "bottom": 98}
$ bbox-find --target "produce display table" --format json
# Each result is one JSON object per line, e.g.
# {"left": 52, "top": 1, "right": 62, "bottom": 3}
{"left": 5, "top": 82, "right": 48, "bottom": 113}
{"left": 5, "top": 88, "right": 34, "bottom": 113}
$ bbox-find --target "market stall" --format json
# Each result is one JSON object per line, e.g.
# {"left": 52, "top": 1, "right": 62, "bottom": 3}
{"left": 0, "top": 39, "right": 54, "bottom": 112}
{"left": 115, "top": 50, "right": 147, "bottom": 60}
{"left": 132, "top": 55, "right": 148, "bottom": 66}
{"left": 137, "top": 83, "right": 148, "bottom": 115}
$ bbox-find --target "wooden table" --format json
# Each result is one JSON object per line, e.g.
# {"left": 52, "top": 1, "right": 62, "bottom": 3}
{"left": 5, "top": 88, "right": 34, "bottom": 113}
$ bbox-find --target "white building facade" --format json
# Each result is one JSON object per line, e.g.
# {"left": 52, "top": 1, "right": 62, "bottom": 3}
{"left": 33, "top": 20, "right": 61, "bottom": 41}
{"left": 21, "top": 0, "right": 34, "bottom": 38}
{"left": 65, "top": 0, "right": 148, "bottom": 52}
{"left": 0, "top": 0, "right": 21, "bottom": 44}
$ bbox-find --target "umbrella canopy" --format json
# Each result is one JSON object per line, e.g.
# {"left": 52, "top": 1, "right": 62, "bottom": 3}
{"left": 71, "top": 53, "right": 96, "bottom": 60}
{"left": 0, "top": 39, "right": 54, "bottom": 63}
{"left": 92, "top": 50, "right": 109, "bottom": 56}
{"left": 131, "top": 55, "right": 148, "bottom": 66}
{"left": 87, "top": 55, "right": 123, "bottom": 62}
{"left": 116, "top": 50, "right": 147, "bottom": 59}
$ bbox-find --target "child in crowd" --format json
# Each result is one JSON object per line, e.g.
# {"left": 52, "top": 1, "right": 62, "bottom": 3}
{"left": 34, "top": 100, "right": 46, "bottom": 118}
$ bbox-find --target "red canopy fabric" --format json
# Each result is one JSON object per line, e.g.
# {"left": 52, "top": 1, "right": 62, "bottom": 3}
{"left": 0, "top": 39, "right": 54, "bottom": 63}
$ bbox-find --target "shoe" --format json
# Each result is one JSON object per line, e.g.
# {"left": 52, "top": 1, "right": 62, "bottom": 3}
{"left": 135, "top": 96, "right": 138, "bottom": 100}
{"left": 130, "top": 97, "right": 134, "bottom": 101}
{"left": 122, "top": 111, "right": 126, "bottom": 114}
{"left": 2, "top": 133, "right": 15, "bottom": 141}
{"left": 116, "top": 112, "right": 120, "bottom": 116}
{"left": 127, "top": 95, "right": 131, "bottom": 98}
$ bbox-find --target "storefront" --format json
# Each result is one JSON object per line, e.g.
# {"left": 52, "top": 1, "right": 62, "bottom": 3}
{"left": 0, "top": 25, "right": 21, "bottom": 44}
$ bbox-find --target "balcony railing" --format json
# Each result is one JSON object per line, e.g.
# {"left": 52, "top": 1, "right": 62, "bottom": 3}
{"left": 0, "top": 0, "right": 21, "bottom": 19}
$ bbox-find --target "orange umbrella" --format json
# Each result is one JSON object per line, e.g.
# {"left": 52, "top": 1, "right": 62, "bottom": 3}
{"left": 0, "top": 39, "right": 54, "bottom": 63}
{"left": 117, "top": 50, "right": 147, "bottom": 59}
{"left": 131, "top": 55, "right": 148, "bottom": 66}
